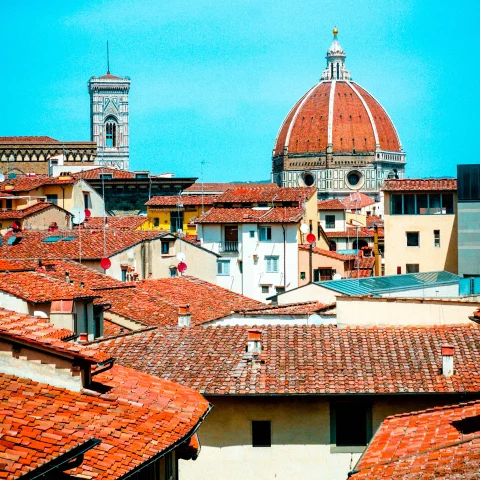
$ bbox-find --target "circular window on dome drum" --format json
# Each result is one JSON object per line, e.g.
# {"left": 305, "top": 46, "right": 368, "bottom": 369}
{"left": 346, "top": 170, "right": 364, "bottom": 190}
{"left": 301, "top": 171, "right": 315, "bottom": 187}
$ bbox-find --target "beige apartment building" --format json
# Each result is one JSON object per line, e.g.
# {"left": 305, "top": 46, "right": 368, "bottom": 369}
{"left": 383, "top": 179, "right": 458, "bottom": 275}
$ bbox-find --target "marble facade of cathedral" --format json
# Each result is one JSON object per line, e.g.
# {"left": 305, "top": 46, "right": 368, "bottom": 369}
{"left": 271, "top": 29, "right": 406, "bottom": 199}
{"left": 88, "top": 71, "right": 131, "bottom": 170}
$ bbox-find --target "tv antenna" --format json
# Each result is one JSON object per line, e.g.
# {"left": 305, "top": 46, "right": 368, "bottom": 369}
{"left": 200, "top": 159, "right": 211, "bottom": 214}
{"left": 107, "top": 41, "right": 110, "bottom": 74}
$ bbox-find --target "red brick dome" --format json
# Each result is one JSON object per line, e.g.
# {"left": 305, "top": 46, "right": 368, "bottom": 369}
{"left": 273, "top": 80, "right": 402, "bottom": 157}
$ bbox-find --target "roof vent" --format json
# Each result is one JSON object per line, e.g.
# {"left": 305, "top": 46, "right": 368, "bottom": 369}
{"left": 247, "top": 329, "right": 262, "bottom": 355}
{"left": 441, "top": 344, "right": 454, "bottom": 378}
{"left": 178, "top": 304, "right": 191, "bottom": 327}
{"left": 78, "top": 332, "right": 88, "bottom": 344}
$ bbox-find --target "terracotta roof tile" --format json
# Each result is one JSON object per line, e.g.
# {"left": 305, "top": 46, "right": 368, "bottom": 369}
{"left": 0, "top": 271, "right": 98, "bottom": 303}
{"left": 184, "top": 183, "right": 279, "bottom": 194}
{"left": 341, "top": 192, "right": 377, "bottom": 209}
{"left": 195, "top": 207, "right": 304, "bottom": 224}
{"left": 0, "top": 174, "right": 77, "bottom": 193}
{"left": 95, "top": 324, "right": 480, "bottom": 395}
{"left": 366, "top": 215, "right": 383, "bottom": 227}
{"left": 350, "top": 400, "right": 480, "bottom": 479}
{"left": 317, "top": 198, "right": 346, "bottom": 210}
{"left": 236, "top": 301, "right": 333, "bottom": 315}
{"left": 383, "top": 178, "right": 458, "bottom": 191}
{"left": 82, "top": 216, "right": 149, "bottom": 230}
{"left": 0, "top": 136, "right": 59, "bottom": 143}
{"left": 216, "top": 186, "right": 316, "bottom": 204}
{"left": 0, "top": 230, "right": 164, "bottom": 260}
{"left": 0, "top": 309, "right": 110, "bottom": 362}
{"left": 299, "top": 244, "right": 355, "bottom": 260}
{"left": 0, "top": 202, "right": 71, "bottom": 220}
{"left": 325, "top": 228, "right": 380, "bottom": 238}
{"left": 0, "top": 365, "right": 210, "bottom": 479}
{"left": 72, "top": 167, "right": 135, "bottom": 179}
{"left": 146, "top": 195, "right": 218, "bottom": 206}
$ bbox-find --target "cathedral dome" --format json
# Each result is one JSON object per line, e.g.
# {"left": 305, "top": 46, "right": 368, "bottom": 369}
{"left": 272, "top": 28, "right": 405, "bottom": 189}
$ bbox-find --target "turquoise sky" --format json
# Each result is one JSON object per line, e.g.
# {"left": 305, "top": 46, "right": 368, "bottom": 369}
{"left": 2, "top": 0, "right": 478, "bottom": 181}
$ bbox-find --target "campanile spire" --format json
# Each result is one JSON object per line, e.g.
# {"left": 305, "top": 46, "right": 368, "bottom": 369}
{"left": 321, "top": 27, "right": 351, "bottom": 81}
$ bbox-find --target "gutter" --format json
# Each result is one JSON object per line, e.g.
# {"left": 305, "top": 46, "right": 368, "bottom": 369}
{"left": 21, "top": 438, "right": 101, "bottom": 479}
{"left": 118, "top": 403, "right": 214, "bottom": 479}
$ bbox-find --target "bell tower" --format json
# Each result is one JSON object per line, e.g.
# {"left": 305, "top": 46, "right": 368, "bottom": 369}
{"left": 88, "top": 50, "right": 131, "bottom": 170}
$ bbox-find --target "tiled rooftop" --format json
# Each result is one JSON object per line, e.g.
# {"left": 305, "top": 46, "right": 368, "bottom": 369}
{"left": 0, "top": 202, "right": 70, "bottom": 220}
{"left": 0, "top": 271, "right": 98, "bottom": 303}
{"left": 0, "top": 365, "right": 210, "bottom": 479}
{"left": 325, "top": 227, "right": 381, "bottom": 238}
{"left": 299, "top": 244, "right": 355, "bottom": 261}
{"left": 82, "top": 215, "right": 149, "bottom": 230}
{"left": 237, "top": 301, "right": 333, "bottom": 315}
{"left": 0, "top": 136, "right": 59, "bottom": 143}
{"left": 216, "top": 186, "right": 316, "bottom": 204}
{"left": 317, "top": 198, "right": 346, "bottom": 210}
{"left": 350, "top": 400, "right": 480, "bottom": 479}
{"left": 146, "top": 195, "right": 218, "bottom": 206}
{"left": 195, "top": 207, "right": 304, "bottom": 224}
{"left": 0, "top": 230, "right": 164, "bottom": 260}
{"left": 366, "top": 215, "right": 384, "bottom": 227}
{"left": 383, "top": 178, "right": 458, "bottom": 191}
{"left": 72, "top": 167, "right": 135, "bottom": 179}
{"left": 184, "top": 182, "right": 279, "bottom": 194}
{"left": 0, "top": 309, "right": 109, "bottom": 362}
{"left": 0, "top": 174, "right": 77, "bottom": 193}
{"left": 95, "top": 324, "right": 480, "bottom": 395}
{"left": 341, "top": 192, "right": 377, "bottom": 209}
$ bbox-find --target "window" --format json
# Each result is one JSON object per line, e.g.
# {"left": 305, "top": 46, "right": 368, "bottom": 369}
{"left": 249, "top": 231, "right": 255, "bottom": 238}
{"left": 165, "top": 452, "right": 173, "bottom": 480}
{"left": 105, "top": 119, "right": 117, "bottom": 147}
{"left": 434, "top": 230, "right": 440, "bottom": 248}
{"left": 5, "top": 199, "right": 13, "bottom": 210}
{"left": 265, "top": 256, "right": 279, "bottom": 273}
{"left": 330, "top": 402, "right": 371, "bottom": 452}
{"left": 135, "top": 173, "right": 149, "bottom": 179}
{"left": 161, "top": 241, "right": 170, "bottom": 254}
{"left": 83, "top": 193, "right": 91, "bottom": 209}
{"left": 170, "top": 211, "right": 184, "bottom": 233}
{"left": 169, "top": 267, "right": 177, "bottom": 278}
{"left": 252, "top": 421, "right": 271, "bottom": 447}
{"left": 300, "top": 272, "right": 306, "bottom": 280}
{"left": 261, "top": 285, "right": 269, "bottom": 294}
{"left": 325, "top": 215, "right": 336, "bottom": 229}
{"left": 153, "top": 217, "right": 160, "bottom": 227}
{"left": 217, "top": 260, "right": 230, "bottom": 276}
{"left": 314, "top": 268, "right": 333, "bottom": 282}
{"left": 391, "top": 194, "right": 403, "bottom": 214}
{"left": 406, "top": 264, "right": 420, "bottom": 273}
{"left": 390, "top": 193, "right": 455, "bottom": 215}
{"left": 99, "top": 173, "right": 113, "bottom": 179}
{"left": 406, "top": 232, "right": 419, "bottom": 247}
{"left": 121, "top": 269, "right": 127, "bottom": 282}
{"left": 275, "top": 286, "right": 285, "bottom": 294}
{"left": 46, "top": 194, "right": 58, "bottom": 205}
{"left": 259, "top": 226, "right": 272, "bottom": 241}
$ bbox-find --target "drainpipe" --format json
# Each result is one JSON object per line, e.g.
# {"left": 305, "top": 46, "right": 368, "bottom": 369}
{"left": 309, "top": 243, "right": 313, "bottom": 284}
{"left": 60, "top": 185, "right": 65, "bottom": 209}
{"left": 374, "top": 224, "right": 381, "bottom": 277}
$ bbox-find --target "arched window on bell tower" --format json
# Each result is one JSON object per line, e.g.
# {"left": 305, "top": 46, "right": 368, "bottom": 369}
{"left": 105, "top": 117, "right": 117, "bottom": 148}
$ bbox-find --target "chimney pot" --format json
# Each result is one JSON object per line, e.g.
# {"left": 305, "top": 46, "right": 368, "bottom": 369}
{"left": 65, "top": 271, "right": 70, "bottom": 283}
{"left": 79, "top": 332, "right": 88, "bottom": 343}
{"left": 441, "top": 344, "right": 454, "bottom": 378}
{"left": 178, "top": 304, "right": 191, "bottom": 327}
{"left": 247, "top": 328, "right": 262, "bottom": 354}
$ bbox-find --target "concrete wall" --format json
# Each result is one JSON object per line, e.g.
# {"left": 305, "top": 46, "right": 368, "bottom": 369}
{"left": 336, "top": 296, "right": 476, "bottom": 327}
{"left": 458, "top": 201, "right": 480, "bottom": 276}
{"left": 298, "top": 248, "right": 352, "bottom": 286}
{"left": 0, "top": 291, "right": 29, "bottom": 314}
{"left": 145, "top": 205, "right": 210, "bottom": 235}
{"left": 180, "top": 395, "right": 463, "bottom": 480}
{"left": 276, "top": 284, "right": 338, "bottom": 305}
{"left": 319, "top": 210, "right": 346, "bottom": 232}
{"left": 72, "top": 180, "right": 105, "bottom": 217}
{"left": 208, "top": 313, "right": 337, "bottom": 326}
{"left": 384, "top": 192, "right": 458, "bottom": 275}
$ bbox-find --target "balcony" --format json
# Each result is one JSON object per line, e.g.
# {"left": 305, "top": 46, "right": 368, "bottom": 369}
{"left": 219, "top": 241, "right": 239, "bottom": 254}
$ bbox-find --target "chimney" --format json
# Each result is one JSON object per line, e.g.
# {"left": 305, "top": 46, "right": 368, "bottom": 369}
{"left": 78, "top": 332, "right": 88, "bottom": 343}
{"left": 80, "top": 282, "right": 85, "bottom": 288}
{"left": 441, "top": 344, "right": 454, "bottom": 378}
{"left": 65, "top": 271, "right": 70, "bottom": 284}
{"left": 247, "top": 329, "right": 262, "bottom": 355}
{"left": 178, "top": 305, "right": 191, "bottom": 327}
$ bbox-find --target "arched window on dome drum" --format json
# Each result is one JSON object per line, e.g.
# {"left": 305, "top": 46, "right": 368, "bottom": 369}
{"left": 336, "top": 63, "right": 339, "bottom": 79}
{"left": 105, "top": 118, "right": 117, "bottom": 148}
{"left": 330, "top": 63, "right": 334, "bottom": 78}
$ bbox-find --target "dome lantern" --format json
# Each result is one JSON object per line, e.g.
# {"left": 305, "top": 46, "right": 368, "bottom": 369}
{"left": 321, "top": 27, "right": 351, "bottom": 81}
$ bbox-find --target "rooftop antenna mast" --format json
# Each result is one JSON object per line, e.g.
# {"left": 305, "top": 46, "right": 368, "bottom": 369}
{"left": 200, "top": 159, "right": 210, "bottom": 214}
{"left": 107, "top": 41, "right": 110, "bottom": 74}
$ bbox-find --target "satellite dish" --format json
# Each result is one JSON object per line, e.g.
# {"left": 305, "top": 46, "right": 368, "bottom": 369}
{"left": 0, "top": 174, "right": 5, "bottom": 182}
{"left": 178, "top": 261, "right": 187, "bottom": 273}
{"left": 306, "top": 233, "right": 316, "bottom": 244}
{"left": 300, "top": 223, "right": 309, "bottom": 234}
{"left": 176, "top": 252, "right": 186, "bottom": 262}
{"left": 333, "top": 273, "right": 342, "bottom": 281}
{"left": 100, "top": 257, "right": 111, "bottom": 270}
{"left": 71, "top": 206, "right": 86, "bottom": 225}
{"left": 307, "top": 314, "right": 322, "bottom": 325}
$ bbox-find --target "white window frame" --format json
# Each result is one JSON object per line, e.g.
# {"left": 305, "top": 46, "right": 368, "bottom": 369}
{"left": 265, "top": 256, "right": 279, "bottom": 273}
{"left": 259, "top": 226, "right": 272, "bottom": 242}
{"left": 217, "top": 260, "right": 230, "bottom": 276}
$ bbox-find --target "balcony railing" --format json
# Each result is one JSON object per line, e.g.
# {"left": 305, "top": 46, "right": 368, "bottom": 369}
{"left": 219, "top": 241, "right": 239, "bottom": 253}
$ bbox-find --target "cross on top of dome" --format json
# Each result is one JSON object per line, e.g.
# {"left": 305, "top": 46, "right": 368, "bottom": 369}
{"left": 321, "top": 27, "right": 351, "bottom": 81}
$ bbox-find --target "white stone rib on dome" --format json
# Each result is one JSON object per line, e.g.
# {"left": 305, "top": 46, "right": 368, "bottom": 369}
{"left": 327, "top": 80, "right": 336, "bottom": 145}
{"left": 348, "top": 82, "right": 380, "bottom": 149}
